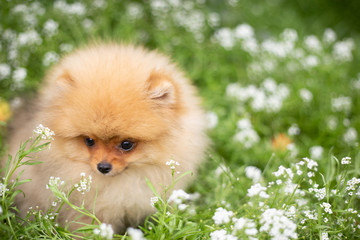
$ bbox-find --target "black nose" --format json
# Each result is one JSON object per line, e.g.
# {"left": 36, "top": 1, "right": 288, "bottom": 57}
{"left": 97, "top": 162, "right": 112, "bottom": 174}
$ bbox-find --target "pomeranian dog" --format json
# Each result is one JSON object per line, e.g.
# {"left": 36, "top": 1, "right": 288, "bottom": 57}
{"left": 7, "top": 43, "right": 208, "bottom": 232}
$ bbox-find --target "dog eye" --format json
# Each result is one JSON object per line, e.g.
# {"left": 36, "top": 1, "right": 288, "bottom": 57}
{"left": 119, "top": 140, "right": 135, "bottom": 151}
{"left": 84, "top": 137, "right": 95, "bottom": 147}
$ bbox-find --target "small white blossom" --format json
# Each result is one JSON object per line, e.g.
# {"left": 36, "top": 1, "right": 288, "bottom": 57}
{"left": 260, "top": 208, "right": 297, "bottom": 239}
{"left": 304, "top": 35, "right": 322, "bottom": 52}
{"left": 212, "top": 207, "right": 234, "bottom": 225}
{"left": 245, "top": 166, "right": 262, "bottom": 183}
{"left": 126, "top": 227, "right": 146, "bottom": 240}
{"left": 43, "top": 19, "right": 59, "bottom": 37}
{"left": 33, "top": 124, "right": 55, "bottom": 140}
{"left": 43, "top": 51, "right": 60, "bottom": 66}
{"left": 333, "top": 39, "right": 355, "bottom": 62}
{"left": 210, "top": 229, "right": 237, "bottom": 240}
{"left": 206, "top": 111, "right": 218, "bottom": 129}
{"left": 0, "top": 63, "right": 11, "bottom": 80}
{"left": 150, "top": 196, "right": 159, "bottom": 207}
{"left": 299, "top": 88, "right": 313, "bottom": 103}
{"left": 323, "top": 28, "right": 337, "bottom": 44}
{"left": 321, "top": 232, "right": 329, "bottom": 240}
{"left": 247, "top": 183, "right": 269, "bottom": 198}
{"left": 12, "top": 68, "right": 27, "bottom": 89}
{"left": 320, "top": 202, "right": 333, "bottom": 214}
{"left": 309, "top": 146, "right": 323, "bottom": 160}
{"left": 166, "top": 159, "right": 180, "bottom": 169}
{"left": 288, "top": 124, "right": 300, "bottom": 136}
{"left": 341, "top": 157, "right": 351, "bottom": 165}
{"left": 46, "top": 176, "right": 64, "bottom": 189}
{"left": 76, "top": 173, "right": 92, "bottom": 194}
{"left": 94, "top": 223, "right": 113, "bottom": 240}
{"left": 343, "top": 128, "right": 357, "bottom": 145}
{"left": 331, "top": 96, "right": 351, "bottom": 113}
{"left": 168, "top": 189, "right": 190, "bottom": 205}
{"left": 0, "top": 183, "right": 9, "bottom": 197}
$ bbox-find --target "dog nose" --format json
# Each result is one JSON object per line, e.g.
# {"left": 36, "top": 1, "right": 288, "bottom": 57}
{"left": 97, "top": 162, "right": 112, "bottom": 174}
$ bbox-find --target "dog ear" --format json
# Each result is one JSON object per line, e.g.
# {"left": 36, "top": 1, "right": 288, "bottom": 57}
{"left": 147, "top": 71, "right": 176, "bottom": 106}
{"left": 56, "top": 70, "right": 75, "bottom": 88}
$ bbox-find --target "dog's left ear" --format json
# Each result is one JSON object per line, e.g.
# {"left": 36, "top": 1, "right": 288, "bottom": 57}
{"left": 147, "top": 71, "right": 176, "bottom": 106}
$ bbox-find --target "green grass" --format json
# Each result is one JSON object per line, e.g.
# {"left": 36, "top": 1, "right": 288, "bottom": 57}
{"left": 1, "top": 0, "right": 360, "bottom": 239}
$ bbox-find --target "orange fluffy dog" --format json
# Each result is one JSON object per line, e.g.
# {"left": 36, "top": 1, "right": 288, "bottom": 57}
{"left": 7, "top": 43, "right": 208, "bottom": 232}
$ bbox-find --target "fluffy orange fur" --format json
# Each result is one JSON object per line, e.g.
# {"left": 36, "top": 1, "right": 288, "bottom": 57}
{"left": 7, "top": 43, "right": 208, "bottom": 232}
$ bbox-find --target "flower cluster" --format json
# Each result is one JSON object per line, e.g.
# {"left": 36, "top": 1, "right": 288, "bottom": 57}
{"left": 150, "top": 196, "right": 159, "bottom": 207}
{"left": 93, "top": 223, "right": 114, "bottom": 240}
{"left": 259, "top": 208, "right": 298, "bottom": 239}
{"left": 45, "top": 176, "right": 64, "bottom": 190}
{"left": 33, "top": 124, "right": 55, "bottom": 140}
{"left": 212, "top": 207, "right": 234, "bottom": 225}
{"left": 226, "top": 77, "right": 289, "bottom": 113}
{"left": 166, "top": 159, "right": 180, "bottom": 170}
{"left": 75, "top": 172, "right": 92, "bottom": 195}
{"left": 233, "top": 118, "right": 259, "bottom": 149}
{"left": 126, "top": 227, "right": 146, "bottom": 240}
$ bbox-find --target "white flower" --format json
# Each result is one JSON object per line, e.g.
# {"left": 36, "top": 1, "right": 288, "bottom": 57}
{"left": 213, "top": 28, "right": 235, "bottom": 50}
{"left": 212, "top": 207, "right": 234, "bottom": 225}
{"left": 343, "top": 128, "right": 357, "bottom": 144}
{"left": 168, "top": 189, "right": 190, "bottom": 205}
{"left": 126, "top": 227, "right": 146, "bottom": 240}
{"left": 33, "top": 124, "right": 55, "bottom": 140}
{"left": 208, "top": 12, "right": 220, "bottom": 28}
{"left": 333, "top": 39, "right": 355, "bottom": 61}
{"left": 94, "top": 223, "right": 113, "bottom": 240}
{"left": 323, "top": 28, "right": 337, "bottom": 44}
{"left": 54, "top": 0, "right": 86, "bottom": 16}
{"left": 76, "top": 173, "right": 92, "bottom": 194}
{"left": 321, "top": 232, "right": 329, "bottom": 240}
{"left": 288, "top": 124, "right": 300, "bottom": 136}
{"left": 304, "top": 35, "right": 322, "bottom": 52}
{"left": 245, "top": 166, "right": 262, "bottom": 183}
{"left": 0, "top": 63, "right": 11, "bottom": 80}
{"left": 60, "top": 43, "right": 73, "bottom": 52}
{"left": 281, "top": 28, "right": 298, "bottom": 42}
{"left": 13, "top": 68, "right": 27, "bottom": 89}
{"left": 331, "top": 96, "right": 351, "bottom": 113}
{"left": 43, "top": 51, "right": 60, "bottom": 66}
{"left": 234, "top": 128, "right": 260, "bottom": 149}
{"left": 272, "top": 165, "right": 294, "bottom": 179}
{"left": 0, "top": 183, "right": 9, "bottom": 197}
{"left": 247, "top": 183, "right": 269, "bottom": 198}
{"left": 327, "top": 116, "right": 338, "bottom": 130}
{"left": 259, "top": 208, "right": 297, "bottom": 239}
{"left": 299, "top": 88, "right": 313, "bottom": 103}
{"left": 206, "top": 111, "right": 218, "bottom": 129}
{"left": 237, "top": 118, "right": 252, "bottom": 130}
{"left": 126, "top": 3, "right": 144, "bottom": 20}
{"left": 341, "top": 157, "right": 351, "bottom": 165}
{"left": 309, "top": 146, "right": 323, "bottom": 160}
{"left": 43, "top": 19, "right": 59, "bottom": 37}
{"left": 46, "top": 176, "right": 64, "bottom": 189}
{"left": 0, "top": 206, "right": 2, "bottom": 215}
{"left": 150, "top": 196, "right": 159, "bottom": 207}
{"left": 210, "top": 230, "right": 237, "bottom": 240}
{"left": 303, "top": 55, "right": 319, "bottom": 68}
{"left": 234, "top": 23, "right": 254, "bottom": 40}
{"left": 233, "top": 217, "right": 258, "bottom": 236}
{"left": 166, "top": 159, "right": 180, "bottom": 169}
{"left": 320, "top": 202, "right": 333, "bottom": 214}
{"left": 17, "top": 30, "right": 42, "bottom": 46}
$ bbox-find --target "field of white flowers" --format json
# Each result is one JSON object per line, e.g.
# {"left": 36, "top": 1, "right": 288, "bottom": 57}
{"left": 1, "top": 0, "right": 360, "bottom": 239}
